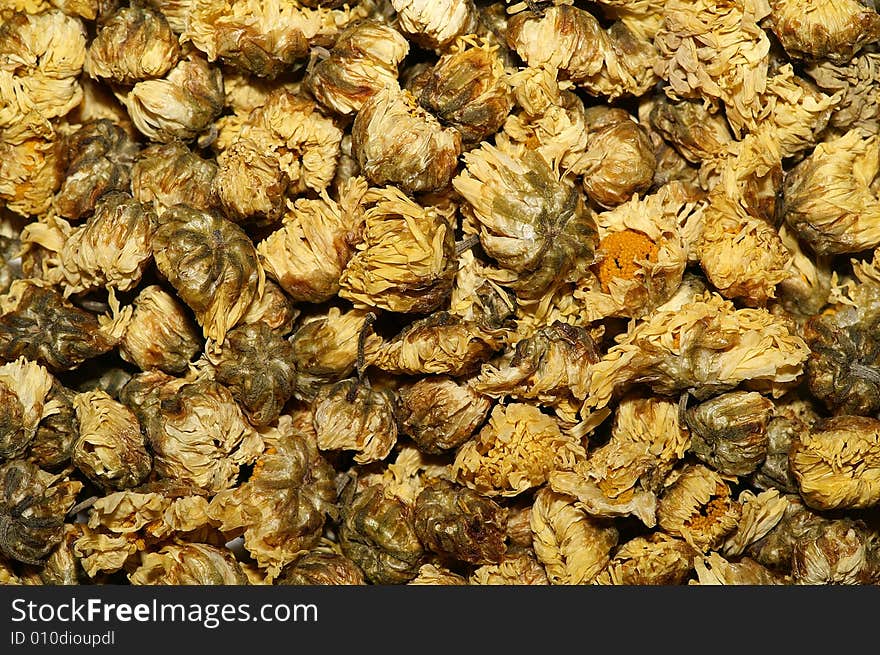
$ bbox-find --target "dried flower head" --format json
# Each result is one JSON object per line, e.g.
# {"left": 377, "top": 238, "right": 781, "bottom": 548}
{"left": 131, "top": 141, "right": 218, "bottom": 214}
{"left": 469, "top": 551, "right": 549, "bottom": 585}
{"left": 27, "top": 379, "right": 78, "bottom": 470}
{"left": 790, "top": 518, "right": 879, "bottom": 585}
{"left": 805, "top": 51, "right": 880, "bottom": 136}
{"left": 390, "top": 0, "right": 479, "bottom": 51}
{"left": 152, "top": 204, "right": 264, "bottom": 344}
{"left": 278, "top": 549, "right": 366, "bottom": 586}
{"left": 0, "top": 357, "right": 54, "bottom": 460}
{"left": 593, "top": 533, "right": 697, "bottom": 585}
{"left": 649, "top": 96, "right": 733, "bottom": 165}
{"left": 351, "top": 86, "right": 462, "bottom": 195}
{"left": 0, "top": 125, "right": 65, "bottom": 218}
{"left": 692, "top": 552, "right": 785, "bottom": 585}
{"left": 85, "top": 4, "right": 180, "bottom": 85}
{"left": 128, "top": 543, "right": 249, "bottom": 585}
{"left": 453, "top": 402, "right": 585, "bottom": 497}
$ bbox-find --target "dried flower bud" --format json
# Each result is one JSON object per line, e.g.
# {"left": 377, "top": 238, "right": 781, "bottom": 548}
{"left": 791, "top": 518, "right": 879, "bottom": 585}
{"left": 448, "top": 249, "right": 517, "bottom": 328}
{"left": 585, "top": 291, "right": 810, "bottom": 410}
{"left": 0, "top": 357, "right": 54, "bottom": 460}
{"left": 593, "top": 533, "right": 697, "bottom": 585}
{"left": 119, "top": 285, "right": 201, "bottom": 375}
{"left": 790, "top": 415, "right": 880, "bottom": 511}
{"left": 23, "top": 192, "right": 156, "bottom": 297}
{"left": 121, "top": 50, "right": 224, "bottom": 143}
{"left": 783, "top": 129, "right": 880, "bottom": 255}
{"left": 414, "top": 479, "right": 507, "bottom": 565}
{"left": 0, "top": 126, "right": 65, "bottom": 218}
{"left": 766, "top": 0, "right": 880, "bottom": 63}
{"left": 55, "top": 119, "right": 139, "bottom": 221}
{"left": 131, "top": 141, "right": 218, "bottom": 214}
{"left": 453, "top": 402, "right": 585, "bottom": 497}
{"left": 214, "top": 91, "right": 342, "bottom": 222}
{"left": 71, "top": 389, "right": 151, "bottom": 491}
{"left": 649, "top": 97, "right": 733, "bottom": 164}
{"left": 685, "top": 391, "right": 774, "bottom": 477}
{"left": 530, "top": 487, "right": 618, "bottom": 585}
{"left": 338, "top": 481, "right": 425, "bottom": 585}
{"left": 692, "top": 552, "right": 785, "bottom": 585}
{"left": 0, "top": 280, "right": 120, "bottom": 371}
{"left": 239, "top": 279, "right": 298, "bottom": 336}
{"left": 258, "top": 177, "right": 366, "bottom": 303}
{"left": 418, "top": 36, "right": 513, "bottom": 147}
{"left": 313, "top": 379, "right": 398, "bottom": 465}
{"left": 27, "top": 380, "right": 78, "bottom": 470}
{"left": 129, "top": 543, "right": 249, "bottom": 585}
{"left": 152, "top": 204, "right": 264, "bottom": 344}
{"left": 210, "top": 322, "right": 297, "bottom": 428}
{"left": 85, "top": 5, "right": 180, "bottom": 85}
{"left": 338, "top": 186, "right": 456, "bottom": 313}
{"left": 208, "top": 415, "right": 337, "bottom": 579}
{"left": 469, "top": 552, "right": 549, "bottom": 585}
{"left": 132, "top": 377, "right": 262, "bottom": 493}
{"left": 746, "top": 496, "right": 829, "bottom": 571}
{"left": 577, "top": 115, "right": 655, "bottom": 209}
{"left": 352, "top": 86, "right": 462, "bottom": 194}
{"left": 289, "top": 307, "right": 369, "bottom": 396}
{"left": 278, "top": 548, "right": 365, "bottom": 586}
{"left": 363, "top": 312, "right": 508, "bottom": 377}
{"left": 454, "top": 145, "right": 598, "bottom": 300}
{"left": 507, "top": 5, "right": 657, "bottom": 100}
{"left": 805, "top": 52, "right": 880, "bottom": 136}
{"left": 391, "top": 0, "right": 479, "bottom": 51}
{"left": 0, "top": 459, "right": 82, "bottom": 564}
{"left": 657, "top": 464, "right": 742, "bottom": 552}
{"left": 399, "top": 375, "right": 492, "bottom": 454}
{"left": 307, "top": 20, "right": 409, "bottom": 117}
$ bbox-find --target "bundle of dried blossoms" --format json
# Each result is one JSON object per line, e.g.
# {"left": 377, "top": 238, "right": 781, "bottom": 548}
{"left": 4, "top": 0, "right": 880, "bottom": 587}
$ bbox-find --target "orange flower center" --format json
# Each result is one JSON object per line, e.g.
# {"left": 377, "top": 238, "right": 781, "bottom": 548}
{"left": 595, "top": 229, "right": 658, "bottom": 293}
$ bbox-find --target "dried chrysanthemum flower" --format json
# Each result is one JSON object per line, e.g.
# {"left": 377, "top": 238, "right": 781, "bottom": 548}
{"left": 766, "top": 0, "right": 880, "bottom": 63}
{"left": 448, "top": 249, "right": 517, "bottom": 328}
{"left": 469, "top": 551, "right": 549, "bottom": 585}
{"left": 776, "top": 224, "right": 833, "bottom": 317}
{"left": 649, "top": 96, "right": 733, "bottom": 165}
{"left": 313, "top": 379, "right": 397, "bottom": 465}
{"left": 418, "top": 36, "right": 513, "bottom": 147}
{"left": 790, "top": 415, "right": 880, "bottom": 511}
{"left": 408, "top": 563, "right": 467, "bottom": 585}
{"left": 27, "top": 380, "right": 78, "bottom": 470}
{"left": 750, "top": 403, "right": 808, "bottom": 494}
{"left": 549, "top": 395, "right": 689, "bottom": 527}
{"left": 0, "top": 10, "right": 86, "bottom": 132}
{"left": 593, "top": 533, "right": 697, "bottom": 585}
{"left": 0, "top": 357, "right": 54, "bottom": 460}
{"left": 0, "top": 279, "right": 121, "bottom": 371}
{"left": 307, "top": 20, "right": 409, "bottom": 117}
{"left": 207, "top": 415, "right": 337, "bottom": 580}
{"left": 128, "top": 543, "right": 249, "bottom": 585}
{"left": 585, "top": 291, "right": 810, "bottom": 410}
{"left": 722, "top": 489, "right": 789, "bottom": 558}
{"left": 289, "top": 306, "right": 369, "bottom": 398}
{"left": 278, "top": 548, "right": 366, "bottom": 586}
{"left": 118, "top": 285, "right": 201, "bottom": 375}
{"left": 805, "top": 51, "right": 880, "bottom": 136}
{"left": 474, "top": 322, "right": 599, "bottom": 425}
{"left": 575, "top": 111, "right": 656, "bottom": 209}
{"left": 258, "top": 177, "right": 366, "bottom": 304}
{"left": 530, "top": 487, "right": 618, "bottom": 585}
{"left": 0, "top": 124, "right": 65, "bottom": 218}
{"left": 85, "top": 4, "right": 180, "bottom": 85}
{"left": 119, "top": 49, "right": 224, "bottom": 143}
{"left": 685, "top": 391, "right": 774, "bottom": 477}
{"left": 398, "top": 375, "right": 491, "bottom": 454}
{"left": 351, "top": 86, "right": 462, "bottom": 195}
{"left": 0, "top": 459, "right": 82, "bottom": 565}
{"left": 363, "top": 312, "right": 509, "bottom": 377}
{"left": 183, "top": 0, "right": 373, "bottom": 78}
{"left": 358, "top": 444, "right": 455, "bottom": 507}
{"left": 209, "top": 322, "right": 297, "bottom": 428}
{"left": 745, "top": 496, "right": 829, "bottom": 571}
{"left": 507, "top": 5, "right": 658, "bottom": 101}
{"left": 22, "top": 192, "right": 156, "bottom": 297}
{"left": 454, "top": 145, "right": 598, "bottom": 300}
{"left": 18, "top": 522, "right": 84, "bottom": 585}
{"left": 338, "top": 480, "right": 425, "bottom": 585}
{"left": 414, "top": 479, "right": 507, "bottom": 565}
{"left": 239, "top": 279, "right": 298, "bottom": 336}
{"left": 453, "top": 402, "right": 585, "bottom": 497}
{"left": 390, "top": 0, "right": 478, "bottom": 50}
{"left": 129, "top": 377, "right": 262, "bottom": 493}
{"left": 790, "top": 518, "right": 880, "bottom": 585}
{"left": 130, "top": 141, "right": 218, "bottom": 214}
{"left": 55, "top": 119, "right": 139, "bottom": 221}
{"left": 152, "top": 204, "right": 264, "bottom": 344}
{"left": 71, "top": 389, "right": 151, "bottom": 491}
{"left": 654, "top": 0, "right": 771, "bottom": 122}
{"left": 782, "top": 129, "right": 880, "bottom": 255}
{"left": 338, "top": 186, "right": 455, "bottom": 314}
{"left": 692, "top": 552, "right": 785, "bottom": 585}
{"left": 657, "top": 464, "right": 742, "bottom": 552}
{"left": 214, "top": 91, "right": 342, "bottom": 222}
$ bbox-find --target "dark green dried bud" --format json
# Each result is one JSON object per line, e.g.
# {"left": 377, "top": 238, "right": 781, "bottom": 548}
{"left": 338, "top": 481, "right": 425, "bottom": 585}
{"left": 685, "top": 391, "right": 774, "bottom": 477}
{"left": 0, "top": 380, "right": 26, "bottom": 460}
{"left": 414, "top": 479, "right": 507, "bottom": 565}
{"left": 750, "top": 415, "right": 803, "bottom": 494}
{"left": 277, "top": 551, "right": 366, "bottom": 585}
